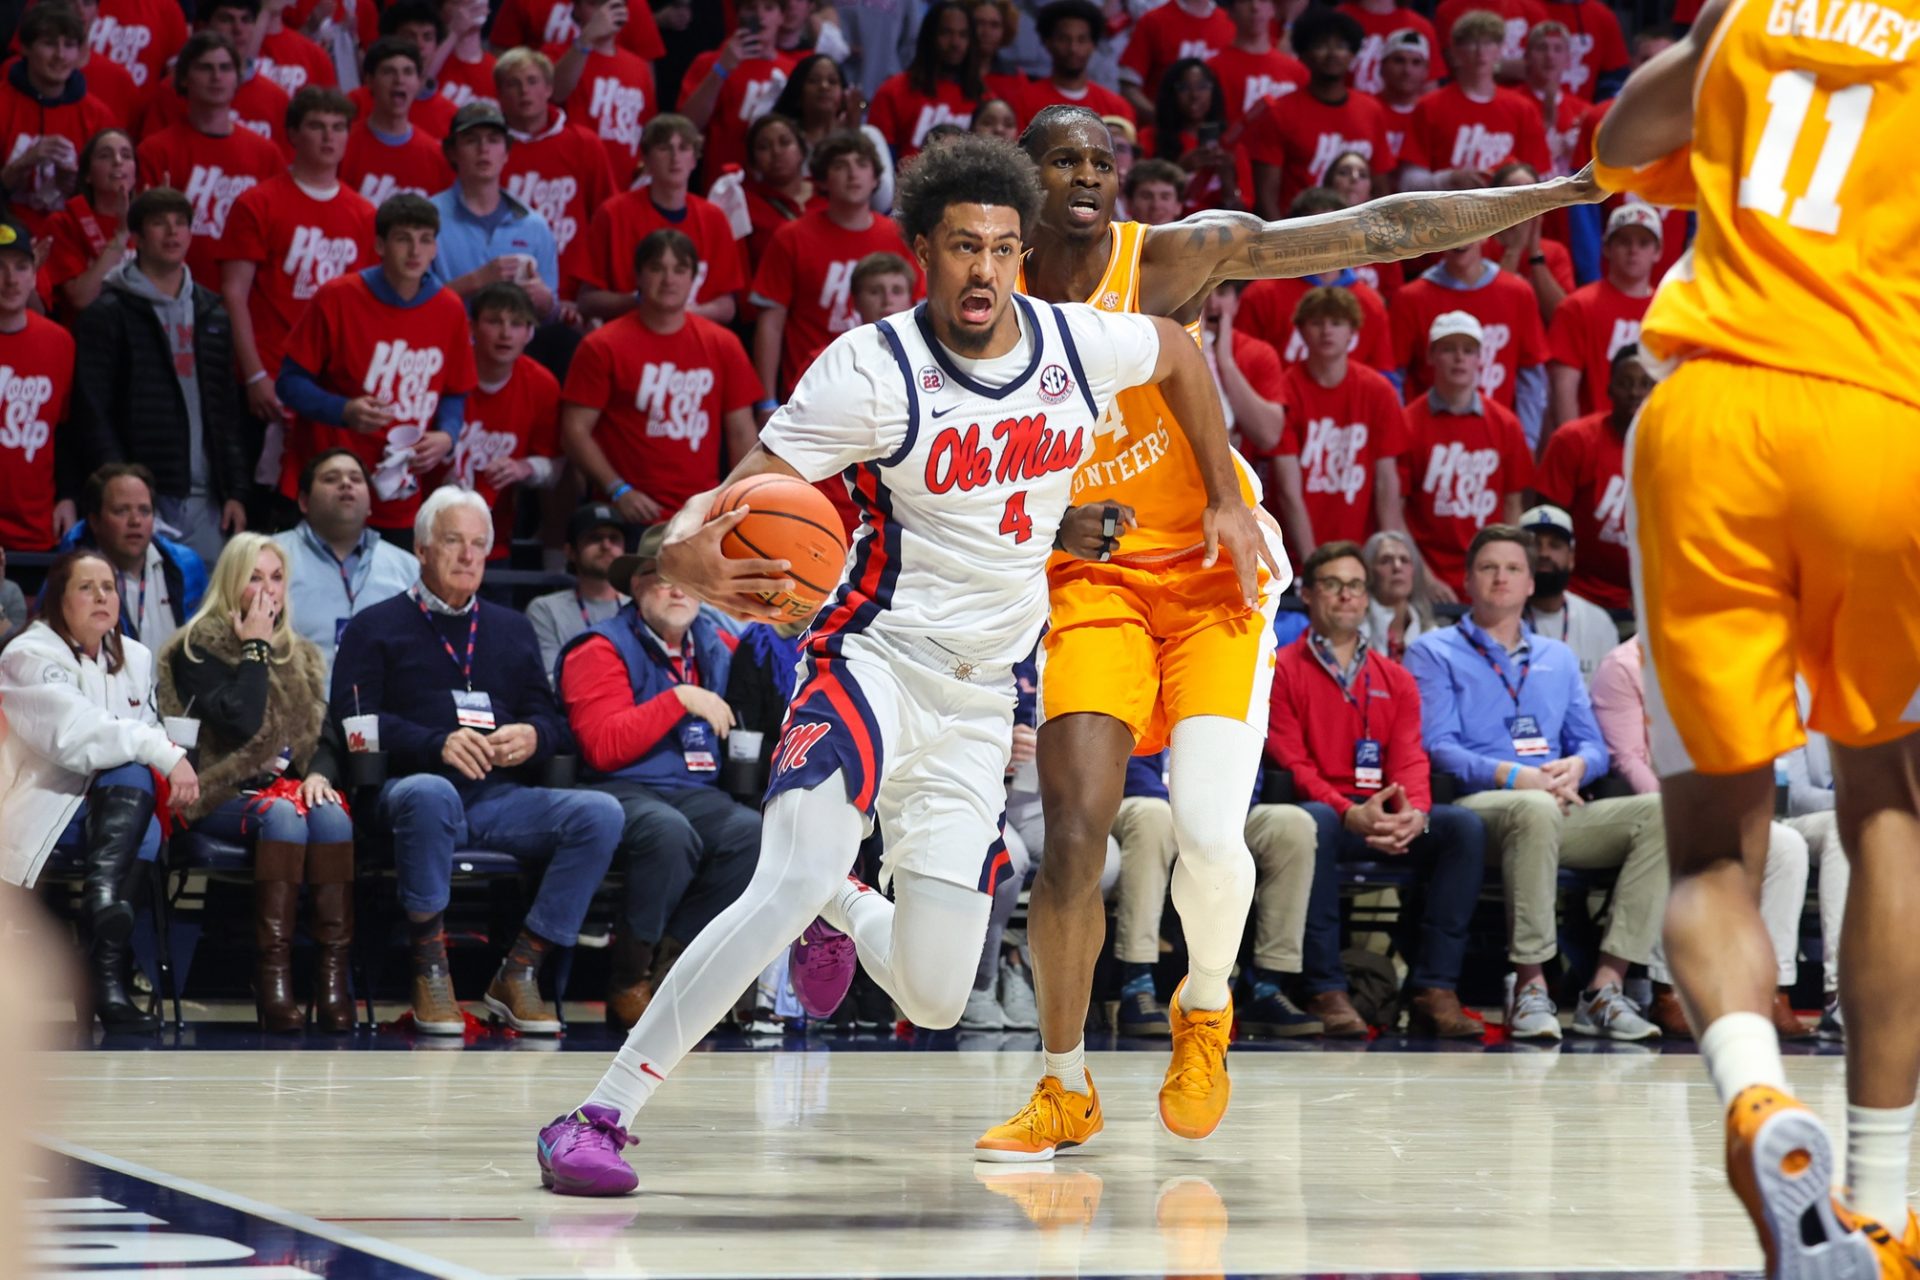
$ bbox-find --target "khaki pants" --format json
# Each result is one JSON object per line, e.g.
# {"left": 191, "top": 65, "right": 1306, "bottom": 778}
{"left": 1246, "top": 803, "right": 1317, "bottom": 973}
{"left": 1458, "top": 790, "right": 1668, "bottom": 966}
{"left": 1112, "top": 796, "right": 1176, "bottom": 965}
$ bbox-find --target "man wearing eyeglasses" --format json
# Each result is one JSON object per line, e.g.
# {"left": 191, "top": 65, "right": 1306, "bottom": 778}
{"left": 1265, "top": 539, "right": 1487, "bottom": 1038}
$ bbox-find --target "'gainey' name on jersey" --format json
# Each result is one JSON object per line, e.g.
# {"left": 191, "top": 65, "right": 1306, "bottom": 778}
{"left": 1766, "top": 0, "right": 1920, "bottom": 59}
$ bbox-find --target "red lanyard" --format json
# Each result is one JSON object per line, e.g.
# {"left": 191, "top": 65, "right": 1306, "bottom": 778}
{"left": 1462, "top": 626, "right": 1530, "bottom": 710}
{"left": 417, "top": 594, "right": 480, "bottom": 691}
{"left": 637, "top": 615, "right": 698, "bottom": 685}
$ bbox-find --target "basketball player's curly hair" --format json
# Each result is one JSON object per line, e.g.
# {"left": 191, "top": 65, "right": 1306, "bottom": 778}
{"left": 893, "top": 134, "right": 1044, "bottom": 247}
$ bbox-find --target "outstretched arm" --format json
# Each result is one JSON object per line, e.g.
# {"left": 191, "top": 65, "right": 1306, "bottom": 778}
{"left": 1595, "top": 0, "right": 1727, "bottom": 168}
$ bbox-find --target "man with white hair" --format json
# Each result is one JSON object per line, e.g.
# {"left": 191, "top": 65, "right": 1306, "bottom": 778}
{"left": 330, "top": 485, "right": 623, "bottom": 1037}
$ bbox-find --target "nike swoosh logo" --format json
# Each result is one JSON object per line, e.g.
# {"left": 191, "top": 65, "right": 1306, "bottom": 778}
{"left": 640, "top": 1062, "right": 664, "bottom": 1082}
{"left": 930, "top": 404, "right": 960, "bottom": 418}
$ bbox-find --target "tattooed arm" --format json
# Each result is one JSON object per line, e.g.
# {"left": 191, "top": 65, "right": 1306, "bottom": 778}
{"left": 1138, "top": 166, "right": 1604, "bottom": 317}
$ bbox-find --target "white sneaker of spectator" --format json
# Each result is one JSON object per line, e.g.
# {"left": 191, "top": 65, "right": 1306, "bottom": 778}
{"left": 998, "top": 959, "right": 1038, "bottom": 1030}
{"left": 1571, "top": 983, "right": 1660, "bottom": 1041}
{"left": 1504, "top": 972, "right": 1563, "bottom": 1042}
{"left": 960, "top": 986, "right": 1008, "bottom": 1031}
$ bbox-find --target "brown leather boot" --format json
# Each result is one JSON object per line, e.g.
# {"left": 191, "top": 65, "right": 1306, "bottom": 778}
{"left": 1771, "top": 990, "right": 1814, "bottom": 1041}
{"left": 1408, "top": 987, "right": 1483, "bottom": 1039}
{"left": 305, "top": 840, "right": 355, "bottom": 1033}
{"left": 484, "top": 929, "right": 561, "bottom": 1034}
{"left": 1649, "top": 982, "right": 1693, "bottom": 1039}
{"left": 253, "top": 839, "right": 305, "bottom": 1033}
{"left": 1305, "top": 989, "right": 1370, "bottom": 1038}
{"left": 606, "top": 934, "right": 655, "bottom": 1032}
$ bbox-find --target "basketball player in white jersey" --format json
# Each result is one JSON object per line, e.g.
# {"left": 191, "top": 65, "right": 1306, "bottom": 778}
{"left": 533, "top": 134, "right": 1278, "bottom": 1195}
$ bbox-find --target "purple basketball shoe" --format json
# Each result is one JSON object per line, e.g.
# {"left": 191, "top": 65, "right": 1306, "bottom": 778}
{"left": 537, "top": 1104, "right": 638, "bottom": 1196}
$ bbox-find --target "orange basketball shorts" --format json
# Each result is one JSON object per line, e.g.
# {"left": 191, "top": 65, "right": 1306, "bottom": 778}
{"left": 1631, "top": 357, "right": 1920, "bottom": 776}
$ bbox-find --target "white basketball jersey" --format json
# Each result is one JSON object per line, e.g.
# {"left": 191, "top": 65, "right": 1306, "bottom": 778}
{"left": 761, "top": 295, "right": 1161, "bottom": 665}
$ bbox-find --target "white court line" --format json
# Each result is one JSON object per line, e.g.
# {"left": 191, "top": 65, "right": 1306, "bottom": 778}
{"left": 35, "top": 1134, "right": 495, "bottom": 1280}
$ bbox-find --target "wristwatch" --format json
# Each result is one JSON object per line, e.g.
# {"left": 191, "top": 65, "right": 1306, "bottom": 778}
{"left": 1529, "top": 252, "right": 1548, "bottom": 266}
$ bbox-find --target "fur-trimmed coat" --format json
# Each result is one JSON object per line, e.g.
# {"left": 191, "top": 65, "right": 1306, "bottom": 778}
{"left": 156, "top": 621, "right": 338, "bottom": 824}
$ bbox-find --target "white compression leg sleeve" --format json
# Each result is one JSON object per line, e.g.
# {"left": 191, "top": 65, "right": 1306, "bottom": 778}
{"left": 832, "top": 869, "right": 993, "bottom": 1030}
{"left": 585, "top": 782, "right": 864, "bottom": 1123}
{"left": 1167, "top": 715, "right": 1263, "bottom": 1012}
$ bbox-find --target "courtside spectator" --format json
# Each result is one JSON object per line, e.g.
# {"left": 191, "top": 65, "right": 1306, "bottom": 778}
{"left": 1397, "top": 312, "right": 1530, "bottom": 598}
{"left": 1776, "top": 689, "right": 1846, "bottom": 1041}
{"left": 679, "top": 0, "right": 802, "bottom": 187}
{"left": 1546, "top": 205, "right": 1657, "bottom": 431}
{"left": 1014, "top": 1, "right": 1133, "bottom": 128}
{"left": 868, "top": 0, "right": 983, "bottom": 163}
{"left": 139, "top": 0, "right": 290, "bottom": 148}
{"left": 45, "top": 127, "right": 137, "bottom": 316}
{"left": 1398, "top": 10, "right": 1548, "bottom": 189}
{"left": 1519, "top": 503, "right": 1614, "bottom": 683}
{"left": 1343, "top": 0, "right": 1438, "bottom": 96}
{"left": 1376, "top": 29, "right": 1428, "bottom": 157}
{"left": 1238, "top": 189, "right": 1395, "bottom": 372}
{"left": 1213, "top": 0, "right": 1305, "bottom": 128}
{"left": 61, "top": 463, "right": 208, "bottom": 650}
{"left": 1407, "top": 524, "right": 1666, "bottom": 1043}
{"left": 271, "top": 448, "right": 419, "bottom": 677}
{"left": 220, "top": 86, "right": 375, "bottom": 449}
{"left": 557, "top": 530, "right": 759, "bottom": 1030}
{"left": 452, "top": 281, "right": 559, "bottom": 560}
{"left": 1359, "top": 528, "right": 1436, "bottom": 661}
{"left": 1241, "top": 794, "right": 1326, "bottom": 1035}
{"left": 1532, "top": 344, "right": 1649, "bottom": 611}
{"left": 0, "top": 215, "right": 74, "bottom": 553}
{"left": 1270, "top": 540, "right": 1487, "bottom": 1038}
{"left": 1246, "top": 7, "right": 1393, "bottom": 218}
{"left": 0, "top": 3, "right": 118, "bottom": 229}
{"left": 1109, "top": 753, "right": 1179, "bottom": 1035}
{"left": 71, "top": 186, "right": 250, "bottom": 566}
{"left": 255, "top": 0, "right": 337, "bottom": 98}
{"left": 1391, "top": 236, "right": 1550, "bottom": 445}
{"left": 528, "top": 502, "right": 628, "bottom": 677}
{"left": 1537, "top": 0, "right": 1628, "bottom": 98}
{"left": 0, "top": 549, "right": 198, "bottom": 1032}
{"left": 1119, "top": 0, "right": 1232, "bottom": 118}
{"left": 1267, "top": 286, "right": 1408, "bottom": 552}
{"left": 1521, "top": 22, "right": 1586, "bottom": 177}
{"left": 1482, "top": 161, "right": 1574, "bottom": 320}
{"left": 1204, "top": 283, "right": 1287, "bottom": 461}
{"left": 347, "top": 0, "right": 457, "bottom": 136}
{"left": 341, "top": 39, "right": 454, "bottom": 204}
{"left": 1434, "top": 0, "right": 1545, "bottom": 62}
{"left": 564, "top": 229, "right": 760, "bottom": 525}
{"left": 496, "top": 48, "right": 616, "bottom": 293}
{"left": 579, "top": 115, "right": 744, "bottom": 324}
{"left": 1147, "top": 58, "right": 1238, "bottom": 212}
{"left": 433, "top": 0, "right": 495, "bottom": 109}
{"left": 428, "top": 100, "right": 559, "bottom": 319}
{"left": 546, "top": 0, "right": 658, "bottom": 185}
{"left": 156, "top": 532, "right": 356, "bottom": 1033}
{"left": 1121, "top": 157, "right": 1186, "bottom": 227}
{"left": 331, "top": 485, "right": 622, "bottom": 1036}
{"left": 276, "top": 192, "right": 476, "bottom": 541}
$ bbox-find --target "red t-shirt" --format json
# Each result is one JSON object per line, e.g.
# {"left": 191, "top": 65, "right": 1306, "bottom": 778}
{"left": 1390, "top": 268, "right": 1549, "bottom": 409}
{"left": 91, "top": 0, "right": 188, "bottom": 94}
{"left": 78, "top": 54, "right": 138, "bottom": 120}
{"left": 278, "top": 273, "right": 478, "bottom": 529}
{"left": 257, "top": 28, "right": 336, "bottom": 97}
{"left": 561, "top": 312, "right": 760, "bottom": 519}
{"left": 750, "top": 210, "right": 919, "bottom": 394}
{"left": 679, "top": 51, "right": 802, "bottom": 187}
{"left": 504, "top": 108, "right": 618, "bottom": 291}
{"left": 1534, "top": 410, "right": 1631, "bottom": 608}
{"left": 451, "top": 354, "right": 559, "bottom": 559}
{"left": 1540, "top": 0, "right": 1629, "bottom": 99}
{"left": 1342, "top": 5, "right": 1439, "bottom": 96}
{"left": 286, "top": 0, "right": 377, "bottom": 58}
{"left": 42, "top": 196, "right": 128, "bottom": 311}
{"left": 1246, "top": 90, "right": 1396, "bottom": 213}
{"left": 547, "top": 44, "right": 657, "bottom": 187}
{"left": 1118, "top": 1, "right": 1234, "bottom": 96}
{"left": 219, "top": 174, "right": 377, "bottom": 378}
{"left": 0, "top": 85, "right": 116, "bottom": 229}
{"left": 341, "top": 121, "right": 455, "bottom": 206}
{"left": 866, "top": 74, "right": 979, "bottom": 163}
{"left": 1576, "top": 100, "right": 1692, "bottom": 283}
{"left": 1011, "top": 78, "right": 1134, "bottom": 129}
{"left": 1397, "top": 389, "right": 1533, "bottom": 593}
{"left": 1274, "top": 362, "right": 1407, "bottom": 545}
{"left": 136, "top": 123, "right": 284, "bottom": 287}
{"left": 489, "top": 0, "right": 663, "bottom": 60}
{"left": 347, "top": 87, "right": 458, "bottom": 140}
{"left": 1434, "top": 0, "right": 1548, "bottom": 60}
{"left": 0, "top": 312, "right": 75, "bottom": 551}
{"left": 1479, "top": 234, "right": 1576, "bottom": 293}
{"left": 579, "top": 191, "right": 746, "bottom": 306}
{"left": 743, "top": 180, "right": 825, "bottom": 275}
{"left": 137, "top": 75, "right": 291, "bottom": 152}
{"left": 1383, "top": 98, "right": 1417, "bottom": 164}
{"left": 1238, "top": 274, "right": 1394, "bottom": 372}
{"left": 437, "top": 52, "right": 499, "bottom": 110}
{"left": 1400, "top": 84, "right": 1550, "bottom": 175}
{"left": 1547, "top": 279, "right": 1648, "bottom": 416}
{"left": 1353, "top": 260, "right": 1404, "bottom": 307}
{"left": 1210, "top": 47, "right": 1305, "bottom": 126}
{"left": 1530, "top": 87, "right": 1588, "bottom": 177}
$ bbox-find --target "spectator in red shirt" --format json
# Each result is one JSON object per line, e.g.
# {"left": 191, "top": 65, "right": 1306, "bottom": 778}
{"left": 1376, "top": 28, "right": 1428, "bottom": 158}
{"left": 93, "top": 0, "right": 190, "bottom": 95}
{"left": 1015, "top": 0, "right": 1132, "bottom": 129}
{"left": 1397, "top": 9, "right": 1549, "bottom": 190}
{"left": 45, "top": 125, "right": 135, "bottom": 317}
{"left": 486, "top": 0, "right": 662, "bottom": 62}
{"left": 968, "top": 0, "right": 1028, "bottom": 105}
{"left": 57, "top": 0, "right": 139, "bottom": 120}
{"left": 1120, "top": 157, "right": 1186, "bottom": 227}
{"left": 1341, "top": 0, "right": 1438, "bottom": 95}
{"left": 0, "top": 3, "right": 117, "bottom": 229}
{"left": 0, "top": 214, "right": 75, "bottom": 552}
{"left": 431, "top": 0, "right": 496, "bottom": 110}
{"left": 1434, "top": 0, "right": 1546, "bottom": 62}
{"left": 868, "top": 1, "right": 984, "bottom": 164}
{"left": 453, "top": 281, "right": 559, "bottom": 560}
{"left": 579, "top": 115, "right": 745, "bottom": 325}
{"left": 1532, "top": 344, "right": 1649, "bottom": 612}
{"left": 1204, "top": 282, "right": 1287, "bottom": 464}
{"left": 1269, "top": 286, "right": 1409, "bottom": 554}
{"left": 749, "top": 129, "right": 918, "bottom": 399}
{"left": 135, "top": 31, "right": 283, "bottom": 289}
{"left": 1484, "top": 160, "right": 1573, "bottom": 323}
{"left": 1213, "top": 0, "right": 1304, "bottom": 127}
{"left": 346, "top": 0, "right": 457, "bottom": 138}
{"left": 770, "top": 52, "right": 868, "bottom": 153}
{"left": 1239, "top": 187, "right": 1395, "bottom": 372}
{"left": 1546, "top": 203, "right": 1656, "bottom": 434}
{"left": 1537, "top": 0, "right": 1627, "bottom": 99}
{"left": 1118, "top": 0, "right": 1233, "bottom": 120}
{"left": 1145, "top": 58, "right": 1240, "bottom": 212}
{"left": 1522, "top": 22, "right": 1586, "bottom": 176}
{"left": 680, "top": 0, "right": 803, "bottom": 189}
{"left": 341, "top": 38, "right": 456, "bottom": 205}
{"left": 1266, "top": 539, "right": 1487, "bottom": 1038}
{"left": 1397, "top": 310, "right": 1531, "bottom": 597}
{"left": 740, "top": 112, "right": 818, "bottom": 271}
{"left": 563, "top": 228, "right": 761, "bottom": 527}
{"left": 136, "top": 0, "right": 291, "bottom": 150}
{"left": 546, "top": 0, "right": 658, "bottom": 186}
{"left": 1390, "top": 237, "right": 1550, "bottom": 444}
{"left": 496, "top": 47, "right": 616, "bottom": 297}
{"left": 221, "top": 86, "right": 374, "bottom": 453}
{"left": 1246, "top": 7, "right": 1394, "bottom": 220}
{"left": 254, "top": 0, "right": 335, "bottom": 97}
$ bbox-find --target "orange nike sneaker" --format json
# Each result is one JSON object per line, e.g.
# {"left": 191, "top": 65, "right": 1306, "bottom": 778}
{"left": 974, "top": 1073, "right": 1103, "bottom": 1163}
{"left": 1725, "top": 1084, "right": 1920, "bottom": 1279}
{"left": 974, "top": 1165, "right": 1105, "bottom": 1231}
{"left": 1159, "top": 981, "right": 1232, "bottom": 1142}
{"left": 1156, "top": 1175, "right": 1229, "bottom": 1280}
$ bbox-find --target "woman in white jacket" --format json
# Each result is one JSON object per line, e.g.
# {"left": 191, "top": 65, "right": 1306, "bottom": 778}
{"left": 0, "top": 550, "right": 201, "bottom": 1031}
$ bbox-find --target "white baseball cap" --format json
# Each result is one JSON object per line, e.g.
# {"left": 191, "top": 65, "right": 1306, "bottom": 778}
{"left": 1383, "top": 28, "right": 1431, "bottom": 59}
{"left": 1428, "top": 310, "right": 1484, "bottom": 347}
{"left": 1606, "top": 202, "right": 1664, "bottom": 247}
{"left": 1519, "top": 503, "right": 1576, "bottom": 540}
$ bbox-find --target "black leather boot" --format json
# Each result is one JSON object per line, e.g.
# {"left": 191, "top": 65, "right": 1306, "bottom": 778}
{"left": 91, "top": 865, "right": 159, "bottom": 1033}
{"left": 81, "top": 784, "right": 156, "bottom": 943}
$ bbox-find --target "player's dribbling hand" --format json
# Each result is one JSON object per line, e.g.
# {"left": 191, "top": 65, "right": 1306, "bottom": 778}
{"left": 1055, "top": 502, "right": 1136, "bottom": 560}
{"left": 1202, "top": 501, "right": 1282, "bottom": 609}
{"left": 658, "top": 507, "right": 793, "bottom": 623}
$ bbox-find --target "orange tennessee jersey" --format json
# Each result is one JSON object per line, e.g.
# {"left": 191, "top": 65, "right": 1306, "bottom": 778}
{"left": 1019, "top": 220, "right": 1261, "bottom": 560}
{"left": 1629, "top": 0, "right": 1920, "bottom": 405}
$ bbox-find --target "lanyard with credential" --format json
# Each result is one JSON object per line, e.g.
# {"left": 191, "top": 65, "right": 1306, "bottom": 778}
{"left": 419, "top": 595, "right": 480, "bottom": 691}
{"left": 1462, "top": 627, "right": 1530, "bottom": 711}
{"left": 1309, "top": 635, "right": 1372, "bottom": 740}
{"left": 637, "top": 614, "right": 699, "bottom": 687}
{"left": 120, "top": 570, "right": 146, "bottom": 639}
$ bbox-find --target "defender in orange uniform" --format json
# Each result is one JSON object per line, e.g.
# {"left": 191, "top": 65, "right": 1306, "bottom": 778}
{"left": 975, "top": 103, "right": 1603, "bottom": 1162}
{"left": 1597, "top": 0, "right": 1920, "bottom": 1272}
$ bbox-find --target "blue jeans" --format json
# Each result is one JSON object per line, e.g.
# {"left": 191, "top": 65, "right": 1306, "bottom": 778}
{"left": 54, "top": 763, "right": 161, "bottom": 862}
{"left": 1299, "top": 801, "right": 1487, "bottom": 993}
{"left": 377, "top": 774, "right": 622, "bottom": 945}
{"left": 197, "top": 794, "right": 355, "bottom": 846}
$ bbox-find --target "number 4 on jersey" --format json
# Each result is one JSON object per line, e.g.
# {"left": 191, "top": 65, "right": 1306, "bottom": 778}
{"left": 1738, "top": 71, "right": 1873, "bottom": 235}
{"left": 999, "top": 491, "right": 1034, "bottom": 543}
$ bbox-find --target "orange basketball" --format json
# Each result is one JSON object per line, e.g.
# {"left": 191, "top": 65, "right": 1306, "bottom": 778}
{"left": 710, "top": 474, "right": 850, "bottom": 623}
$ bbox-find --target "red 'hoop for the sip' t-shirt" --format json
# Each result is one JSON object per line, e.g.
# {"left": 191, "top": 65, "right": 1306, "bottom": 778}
{"left": 75, "top": 54, "right": 138, "bottom": 120}
{"left": 92, "top": 0, "right": 187, "bottom": 93}
{"left": 437, "top": 53, "right": 498, "bottom": 110}
{"left": 43, "top": 197, "right": 128, "bottom": 311}
{"left": 1118, "top": 1, "right": 1235, "bottom": 97}
{"left": 1534, "top": 410, "right": 1631, "bottom": 609}
{"left": 342, "top": 122, "right": 454, "bottom": 206}
{"left": 1398, "top": 84, "right": 1550, "bottom": 175}
{"left": 749, "top": 210, "right": 920, "bottom": 395}
{"left": 278, "top": 273, "right": 477, "bottom": 530}
{"left": 561, "top": 311, "right": 760, "bottom": 520}
{"left": 577, "top": 191, "right": 746, "bottom": 307}
{"left": 1547, "top": 278, "right": 1648, "bottom": 417}
{"left": 0, "top": 86, "right": 116, "bottom": 231}
{"left": 489, "top": 0, "right": 663, "bottom": 61}
{"left": 1239, "top": 275, "right": 1395, "bottom": 373}
{"left": 679, "top": 51, "right": 802, "bottom": 187}
{"left": 219, "top": 174, "right": 376, "bottom": 379}
{"left": 0, "top": 312, "right": 74, "bottom": 551}
{"left": 136, "top": 123, "right": 284, "bottom": 289}
{"left": 1245, "top": 90, "right": 1396, "bottom": 214}
{"left": 257, "top": 28, "right": 335, "bottom": 96}
{"left": 1389, "top": 268, "right": 1548, "bottom": 410}
{"left": 452, "top": 354, "right": 559, "bottom": 560}
{"left": 1210, "top": 46, "right": 1305, "bottom": 126}
{"left": 1342, "top": 4, "right": 1438, "bottom": 96}
{"left": 546, "top": 44, "right": 657, "bottom": 187}
{"left": 1398, "top": 390, "right": 1533, "bottom": 593}
{"left": 136, "top": 74, "right": 290, "bottom": 151}
{"left": 1274, "top": 361, "right": 1408, "bottom": 546}
{"left": 1011, "top": 78, "right": 1133, "bottom": 129}
{"left": 1537, "top": 0, "right": 1628, "bottom": 100}
{"left": 1434, "top": 0, "right": 1546, "bottom": 61}
{"left": 505, "top": 110, "right": 617, "bottom": 290}
{"left": 865, "top": 74, "right": 978, "bottom": 164}
{"left": 347, "top": 86, "right": 457, "bottom": 139}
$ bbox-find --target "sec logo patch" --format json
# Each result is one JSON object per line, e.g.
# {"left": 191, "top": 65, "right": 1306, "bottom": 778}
{"left": 1038, "top": 364, "right": 1073, "bottom": 404}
